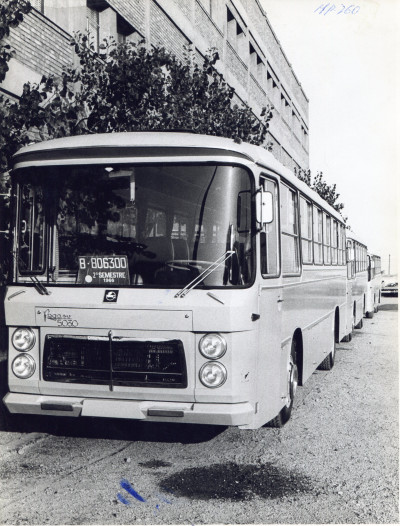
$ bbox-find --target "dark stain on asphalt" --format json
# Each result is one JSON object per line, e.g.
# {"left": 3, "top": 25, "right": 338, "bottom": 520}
{"left": 160, "top": 462, "right": 313, "bottom": 501}
{"left": 139, "top": 459, "right": 172, "bottom": 468}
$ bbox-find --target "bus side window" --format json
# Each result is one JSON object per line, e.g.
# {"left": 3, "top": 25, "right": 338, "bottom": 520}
{"left": 313, "top": 205, "right": 323, "bottom": 264}
{"left": 347, "top": 240, "right": 355, "bottom": 279}
{"left": 281, "top": 182, "right": 300, "bottom": 275}
{"left": 260, "top": 177, "right": 279, "bottom": 277}
{"left": 323, "top": 214, "right": 331, "bottom": 265}
{"left": 300, "top": 196, "right": 313, "bottom": 264}
{"left": 331, "top": 220, "right": 338, "bottom": 265}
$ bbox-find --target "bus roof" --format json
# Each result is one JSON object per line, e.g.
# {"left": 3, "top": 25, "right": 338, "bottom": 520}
{"left": 347, "top": 230, "right": 367, "bottom": 247}
{"left": 12, "top": 131, "right": 345, "bottom": 223}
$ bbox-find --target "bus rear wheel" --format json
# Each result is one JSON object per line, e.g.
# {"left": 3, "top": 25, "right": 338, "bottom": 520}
{"left": 267, "top": 339, "right": 298, "bottom": 428}
{"left": 355, "top": 318, "right": 363, "bottom": 329}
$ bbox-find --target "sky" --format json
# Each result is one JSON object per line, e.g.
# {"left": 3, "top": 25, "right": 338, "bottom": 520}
{"left": 260, "top": 0, "right": 399, "bottom": 274}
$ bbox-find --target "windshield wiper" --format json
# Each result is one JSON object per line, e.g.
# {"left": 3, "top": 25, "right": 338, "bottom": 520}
{"left": 175, "top": 250, "right": 234, "bottom": 299}
{"left": 13, "top": 252, "right": 51, "bottom": 295}
{"left": 30, "top": 275, "right": 51, "bottom": 295}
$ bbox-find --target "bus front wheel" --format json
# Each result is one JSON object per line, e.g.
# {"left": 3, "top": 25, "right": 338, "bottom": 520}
{"left": 267, "top": 338, "right": 298, "bottom": 428}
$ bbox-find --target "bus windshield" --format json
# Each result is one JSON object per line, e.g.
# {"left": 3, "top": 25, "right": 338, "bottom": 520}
{"left": 15, "top": 164, "right": 255, "bottom": 288}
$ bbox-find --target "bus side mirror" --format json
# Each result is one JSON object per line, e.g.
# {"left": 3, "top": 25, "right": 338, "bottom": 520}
{"left": 257, "top": 189, "right": 273, "bottom": 225}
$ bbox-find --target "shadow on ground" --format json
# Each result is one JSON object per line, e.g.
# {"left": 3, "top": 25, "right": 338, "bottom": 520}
{"left": 378, "top": 302, "right": 398, "bottom": 311}
{"left": 159, "top": 461, "right": 314, "bottom": 501}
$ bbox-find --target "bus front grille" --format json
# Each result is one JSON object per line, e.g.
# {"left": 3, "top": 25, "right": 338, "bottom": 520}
{"left": 43, "top": 335, "right": 187, "bottom": 388}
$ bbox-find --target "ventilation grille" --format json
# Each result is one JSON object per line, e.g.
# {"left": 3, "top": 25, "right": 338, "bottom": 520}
{"left": 43, "top": 335, "right": 187, "bottom": 388}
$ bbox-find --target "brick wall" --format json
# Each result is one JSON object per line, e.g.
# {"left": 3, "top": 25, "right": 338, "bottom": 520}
{"left": 226, "top": 42, "right": 248, "bottom": 87}
{"left": 150, "top": 2, "right": 190, "bottom": 64}
{"left": 108, "top": 0, "right": 146, "bottom": 36}
{"left": 249, "top": 74, "right": 266, "bottom": 112}
{"left": 7, "top": 9, "right": 72, "bottom": 79}
{"left": 173, "top": 0, "right": 193, "bottom": 21}
{"left": 194, "top": 2, "right": 223, "bottom": 53}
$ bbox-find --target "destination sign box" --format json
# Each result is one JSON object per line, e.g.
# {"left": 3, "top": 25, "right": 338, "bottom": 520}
{"left": 76, "top": 256, "right": 130, "bottom": 285}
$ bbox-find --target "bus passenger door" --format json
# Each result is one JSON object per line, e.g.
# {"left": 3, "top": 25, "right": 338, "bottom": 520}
{"left": 257, "top": 176, "right": 283, "bottom": 424}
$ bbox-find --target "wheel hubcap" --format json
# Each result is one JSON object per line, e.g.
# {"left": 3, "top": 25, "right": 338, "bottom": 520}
{"left": 286, "top": 357, "right": 298, "bottom": 408}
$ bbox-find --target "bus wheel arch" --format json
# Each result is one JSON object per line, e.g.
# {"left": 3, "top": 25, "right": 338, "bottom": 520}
{"left": 318, "top": 313, "right": 337, "bottom": 371}
{"left": 334, "top": 307, "right": 340, "bottom": 344}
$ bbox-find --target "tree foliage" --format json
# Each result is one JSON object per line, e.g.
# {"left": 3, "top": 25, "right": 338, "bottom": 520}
{"left": 294, "top": 167, "right": 346, "bottom": 218}
{"left": 0, "top": 32, "right": 274, "bottom": 173}
{"left": 0, "top": 0, "right": 31, "bottom": 82}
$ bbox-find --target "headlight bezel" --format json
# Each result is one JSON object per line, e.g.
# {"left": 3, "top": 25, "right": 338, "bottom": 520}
{"left": 199, "top": 361, "right": 227, "bottom": 389}
{"left": 12, "top": 353, "right": 36, "bottom": 379}
{"left": 198, "top": 333, "right": 227, "bottom": 360}
{"left": 11, "top": 327, "right": 36, "bottom": 352}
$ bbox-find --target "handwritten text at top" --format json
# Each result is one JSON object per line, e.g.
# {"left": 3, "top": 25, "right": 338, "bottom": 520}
{"left": 314, "top": 3, "right": 360, "bottom": 15}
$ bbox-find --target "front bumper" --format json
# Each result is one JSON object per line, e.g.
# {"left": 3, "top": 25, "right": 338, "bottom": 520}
{"left": 3, "top": 392, "right": 254, "bottom": 427}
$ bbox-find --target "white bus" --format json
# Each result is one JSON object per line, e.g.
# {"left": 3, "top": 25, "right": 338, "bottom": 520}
{"left": 3, "top": 132, "right": 349, "bottom": 429}
{"left": 365, "top": 253, "right": 382, "bottom": 318}
{"left": 346, "top": 233, "right": 368, "bottom": 333}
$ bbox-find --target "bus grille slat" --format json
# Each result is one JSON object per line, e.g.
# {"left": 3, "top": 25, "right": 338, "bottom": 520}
{"left": 43, "top": 336, "right": 187, "bottom": 388}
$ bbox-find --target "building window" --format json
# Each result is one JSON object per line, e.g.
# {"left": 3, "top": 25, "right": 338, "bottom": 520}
{"left": 249, "top": 43, "right": 264, "bottom": 84}
{"left": 226, "top": 7, "right": 247, "bottom": 61}
{"left": 87, "top": 6, "right": 100, "bottom": 51}
{"left": 117, "top": 13, "right": 138, "bottom": 44}
{"left": 281, "top": 94, "right": 291, "bottom": 123}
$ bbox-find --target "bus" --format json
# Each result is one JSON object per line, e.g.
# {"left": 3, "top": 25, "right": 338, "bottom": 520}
{"left": 3, "top": 132, "right": 349, "bottom": 429}
{"left": 345, "top": 233, "right": 368, "bottom": 333}
{"left": 365, "top": 253, "right": 382, "bottom": 318}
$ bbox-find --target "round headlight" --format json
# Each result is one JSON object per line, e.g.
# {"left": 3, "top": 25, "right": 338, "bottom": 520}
{"left": 199, "top": 362, "right": 227, "bottom": 388}
{"left": 12, "top": 354, "right": 36, "bottom": 379}
{"left": 199, "top": 333, "right": 227, "bottom": 360}
{"left": 12, "top": 327, "right": 36, "bottom": 352}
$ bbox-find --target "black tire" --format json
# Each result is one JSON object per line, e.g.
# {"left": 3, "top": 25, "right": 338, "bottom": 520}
{"left": 318, "top": 328, "right": 336, "bottom": 371}
{"left": 341, "top": 332, "right": 352, "bottom": 342}
{"left": 354, "top": 318, "right": 363, "bottom": 329}
{"left": 366, "top": 311, "right": 373, "bottom": 319}
{"left": 267, "top": 338, "right": 298, "bottom": 428}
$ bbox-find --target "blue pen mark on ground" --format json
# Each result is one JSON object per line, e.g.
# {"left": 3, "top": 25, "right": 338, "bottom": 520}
{"left": 116, "top": 492, "right": 131, "bottom": 506}
{"left": 117, "top": 479, "right": 175, "bottom": 512}
{"left": 120, "top": 479, "right": 147, "bottom": 502}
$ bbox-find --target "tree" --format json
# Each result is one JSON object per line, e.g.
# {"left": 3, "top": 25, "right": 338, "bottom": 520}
{"left": 0, "top": 33, "right": 274, "bottom": 173}
{"left": 294, "top": 167, "right": 346, "bottom": 219}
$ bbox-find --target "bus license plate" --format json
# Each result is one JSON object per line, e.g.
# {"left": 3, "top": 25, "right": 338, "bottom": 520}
{"left": 76, "top": 256, "right": 130, "bottom": 285}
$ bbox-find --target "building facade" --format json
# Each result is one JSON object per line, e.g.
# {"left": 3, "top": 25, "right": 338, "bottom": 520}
{"left": 1, "top": 0, "right": 309, "bottom": 170}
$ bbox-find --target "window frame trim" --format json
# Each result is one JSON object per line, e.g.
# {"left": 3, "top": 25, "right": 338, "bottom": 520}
{"left": 259, "top": 173, "right": 281, "bottom": 280}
